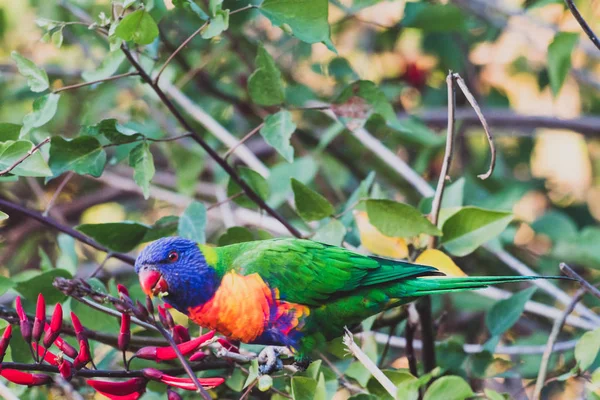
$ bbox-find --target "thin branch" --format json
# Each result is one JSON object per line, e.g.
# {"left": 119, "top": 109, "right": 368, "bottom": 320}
{"left": 0, "top": 198, "right": 135, "bottom": 265}
{"left": 453, "top": 73, "right": 495, "bottom": 180}
{"left": 560, "top": 263, "right": 600, "bottom": 300}
{"left": 405, "top": 304, "right": 419, "bottom": 377}
{"left": 154, "top": 21, "right": 208, "bottom": 86}
{"left": 222, "top": 122, "right": 264, "bottom": 161}
{"left": 564, "top": 0, "right": 600, "bottom": 52}
{"left": 43, "top": 171, "right": 74, "bottom": 216}
{"left": 53, "top": 72, "right": 139, "bottom": 93}
{"left": 118, "top": 45, "right": 303, "bottom": 238}
{"left": 89, "top": 252, "right": 114, "bottom": 278}
{"left": 0, "top": 138, "right": 50, "bottom": 177}
{"left": 533, "top": 288, "right": 585, "bottom": 400}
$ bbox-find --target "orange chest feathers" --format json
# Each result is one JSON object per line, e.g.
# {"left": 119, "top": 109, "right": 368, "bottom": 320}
{"left": 186, "top": 271, "right": 309, "bottom": 343}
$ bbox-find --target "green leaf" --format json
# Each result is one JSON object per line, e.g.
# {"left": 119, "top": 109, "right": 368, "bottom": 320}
{"left": 57, "top": 233, "right": 77, "bottom": 275}
{"left": 11, "top": 51, "right": 49, "bottom": 92}
{"left": 77, "top": 222, "right": 151, "bottom": 252}
{"left": 260, "top": 0, "right": 333, "bottom": 49}
{"left": 291, "top": 376, "right": 318, "bottom": 400}
{"left": 0, "top": 276, "right": 14, "bottom": 297}
{"left": 268, "top": 156, "right": 318, "bottom": 208}
{"left": 21, "top": 93, "right": 61, "bottom": 136}
{"left": 486, "top": 286, "right": 536, "bottom": 338}
{"left": 576, "top": 328, "right": 600, "bottom": 371}
{"left": 49, "top": 136, "right": 107, "bottom": 178}
{"left": 142, "top": 215, "right": 179, "bottom": 242}
{"left": 15, "top": 268, "right": 72, "bottom": 303}
{"left": 531, "top": 210, "right": 578, "bottom": 243}
{"left": 227, "top": 167, "right": 270, "bottom": 209}
{"left": 402, "top": 3, "right": 467, "bottom": 32}
{"left": 441, "top": 207, "right": 513, "bottom": 257}
{"left": 366, "top": 370, "right": 416, "bottom": 400}
{"left": 423, "top": 376, "right": 473, "bottom": 400}
{"left": 257, "top": 375, "right": 273, "bottom": 392}
{"left": 0, "top": 140, "right": 51, "bottom": 176}
{"left": 51, "top": 28, "right": 64, "bottom": 48}
{"left": 312, "top": 219, "right": 346, "bottom": 246}
{"left": 260, "top": 110, "right": 296, "bottom": 162}
{"left": 129, "top": 141, "right": 155, "bottom": 199}
{"left": 0, "top": 211, "right": 7, "bottom": 221}
{"left": 553, "top": 227, "right": 600, "bottom": 269}
{"left": 167, "top": 143, "right": 203, "bottom": 196}
{"left": 173, "top": 0, "right": 209, "bottom": 19}
{"left": 201, "top": 9, "right": 229, "bottom": 38}
{"left": 0, "top": 123, "right": 21, "bottom": 141}
{"left": 178, "top": 201, "right": 207, "bottom": 243}
{"left": 82, "top": 51, "right": 126, "bottom": 82}
{"left": 365, "top": 199, "right": 441, "bottom": 238}
{"left": 243, "top": 359, "right": 259, "bottom": 389}
{"left": 248, "top": 45, "right": 285, "bottom": 106}
{"left": 548, "top": 32, "right": 578, "bottom": 96}
{"left": 115, "top": 9, "right": 159, "bottom": 45}
{"left": 218, "top": 227, "right": 254, "bottom": 246}
{"left": 291, "top": 178, "right": 334, "bottom": 221}
{"left": 84, "top": 118, "right": 143, "bottom": 144}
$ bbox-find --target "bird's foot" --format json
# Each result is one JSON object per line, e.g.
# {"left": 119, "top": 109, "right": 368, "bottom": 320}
{"left": 257, "top": 346, "right": 290, "bottom": 375}
{"left": 291, "top": 357, "right": 311, "bottom": 372}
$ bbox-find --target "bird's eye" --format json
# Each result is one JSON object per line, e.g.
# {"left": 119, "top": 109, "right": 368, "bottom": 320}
{"left": 167, "top": 251, "right": 179, "bottom": 263}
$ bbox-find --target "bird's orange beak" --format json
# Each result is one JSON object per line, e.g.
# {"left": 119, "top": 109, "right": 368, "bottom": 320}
{"left": 139, "top": 269, "right": 169, "bottom": 297}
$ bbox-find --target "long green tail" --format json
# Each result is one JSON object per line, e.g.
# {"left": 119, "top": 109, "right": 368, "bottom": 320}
{"left": 391, "top": 275, "right": 568, "bottom": 298}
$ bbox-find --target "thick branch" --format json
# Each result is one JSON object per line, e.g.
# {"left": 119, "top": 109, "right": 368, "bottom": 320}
{"left": 0, "top": 198, "right": 135, "bottom": 265}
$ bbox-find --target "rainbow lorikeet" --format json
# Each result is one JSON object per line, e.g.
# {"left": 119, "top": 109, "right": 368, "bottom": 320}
{"left": 136, "top": 237, "right": 554, "bottom": 367}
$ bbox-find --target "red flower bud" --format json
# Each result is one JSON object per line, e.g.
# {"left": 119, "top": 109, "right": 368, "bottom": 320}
{"left": 0, "top": 369, "right": 51, "bottom": 386}
{"left": 58, "top": 358, "right": 74, "bottom": 381}
{"left": 0, "top": 325, "right": 12, "bottom": 363}
{"left": 145, "top": 296, "right": 154, "bottom": 316}
{"left": 32, "top": 294, "right": 45, "bottom": 344}
{"left": 167, "top": 389, "right": 183, "bottom": 400}
{"left": 43, "top": 325, "right": 78, "bottom": 358}
{"left": 217, "top": 338, "right": 239, "bottom": 353}
{"left": 172, "top": 325, "right": 190, "bottom": 344}
{"left": 86, "top": 377, "right": 147, "bottom": 396}
{"left": 74, "top": 339, "right": 92, "bottom": 369}
{"left": 32, "top": 343, "right": 58, "bottom": 365}
{"left": 117, "top": 284, "right": 129, "bottom": 297}
{"left": 43, "top": 304, "right": 63, "bottom": 348}
{"left": 118, "top": 314, "right": 131, "bottom": 351}
{"left": 133, "top": 300, "right": 149, "bottom": 321}
{"left": 157, "top": 306, "right": 174, "bottom": 329}
{"left": 134, "top": 330, "right": 215, "bottom": 362}
{"left": 15, "top": 296, "right": 32, "bottom": 344}
{"left": 142, "top": 368, "right": 224, "bottom": 391}
{"left": 70, "top": 311, "right": 85, "bottom": 341}
{"left": 189, "top": 351, "right": 207, "bottom": 362}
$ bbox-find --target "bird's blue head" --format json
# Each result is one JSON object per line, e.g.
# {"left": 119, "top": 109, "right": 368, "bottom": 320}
{"left": 134, "top": 237, "right": 219, "bottom": 312}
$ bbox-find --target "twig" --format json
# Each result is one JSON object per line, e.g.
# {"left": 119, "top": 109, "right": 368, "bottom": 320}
{"left": 53, "top": 71, "right": 139, "bottom": 93}
{"left": 73, "top": 296, "right": 156, "bottom": 331}
{"left": 343, "top": 328, "right": 397, "bottom": 398}
{"left": 89, "top": 252, "right": 114, "bottom": 278}
{"left": 405, "top": 304, "right": 419, "bottom": 377}
{"left": 222, "top": 122, "right": 264, "bottom": 161}
{"left": 43, "top": 171, "right": 74, "bottom": 216}
{"left": 155, "top": 323, "right": 211, "bottom": 399}
{"left": 0, "top": 198, "right": 135, "bottom": 265}
{"left": 154, "top": 21, "right": 208, "bottom": 85}
{"left": 453, "top": 73, "right": 495, "bottom": 179}
{"left": 564, "top": 0, "right": 600, "bottom": 52}
{"left": 0, "top": 138, "right": 50, "bottom": 177}
{"left": 560, "top": 263, "right": 600, "bottom": 300}
{"left": 533, "top": 288, "right": 585, "bottom": 400}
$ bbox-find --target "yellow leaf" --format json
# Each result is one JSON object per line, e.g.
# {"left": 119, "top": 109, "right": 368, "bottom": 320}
{"left": 354, "top": 211, "right": 408, "bottom": 259}
{"left": 415, "top": 249, "right": 467, "bottom": 277}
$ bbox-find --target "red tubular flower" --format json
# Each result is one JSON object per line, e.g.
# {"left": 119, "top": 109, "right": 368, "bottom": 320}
{"left": 58, "top": 357, "right": 74, "bottom": 381}
{"left": 32, "top": 343, "right": 58, "bottom": 366}
{"left": 73, "top": 339, "right": 92, "bottom": 369}
{"left": 0, "top": 369, "right": 51, "bottom": 386}
{"left": 167, "top": 389, "right": 182, "bottom": 400}
{"left": 134, "top": 330, "right": 215, "bottom": 362}
{"left": 15, "top": 296, "right": 32, "bottom": 345}
{"left": 43, "top": 325, "right": 78, "bottom": 358}
{"left": 0, "top": 325, "right": 12, "bottom": 363}
{"left": 217, "top": 338, "right": 239, "bottom": 353}
{"left": 70, "top": 311, "right": 84, "bottom": 340}
{"left": 118, "top": 313, "right": 131, "bottom": 351}
{"left": 32, "top": 294, "right": 45, "bottom": 345}
{"left": 142, "top": 368, "right": 225, "bottom": 391}
{"left": 117, "top": 284, "right": 130, "bottom": 297}
{"left": 172, "top": 325, "right": 190, "bottom": 344}
{"left": 86, "top": 377, "right": 147, "bottom": 396}
{"left": 43, "top": 303, "right": 63, "bottom": 348}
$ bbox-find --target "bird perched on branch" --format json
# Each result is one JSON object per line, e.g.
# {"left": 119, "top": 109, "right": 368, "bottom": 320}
{"left": 135, "top": 237, "right": 561, "bottom": 372}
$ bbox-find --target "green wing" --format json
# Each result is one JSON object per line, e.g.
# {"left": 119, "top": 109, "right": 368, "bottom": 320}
{"left": 215, "top": 238, "right": 440, "bottom": 306}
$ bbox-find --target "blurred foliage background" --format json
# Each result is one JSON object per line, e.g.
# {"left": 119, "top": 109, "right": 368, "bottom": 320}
{"left": 1, "top": 0, "right": 600, "bottom": 399}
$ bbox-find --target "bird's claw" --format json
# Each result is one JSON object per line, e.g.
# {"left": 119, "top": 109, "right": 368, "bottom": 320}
{"left": 257, "top": 346, "right": 286, "bottom": 375}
